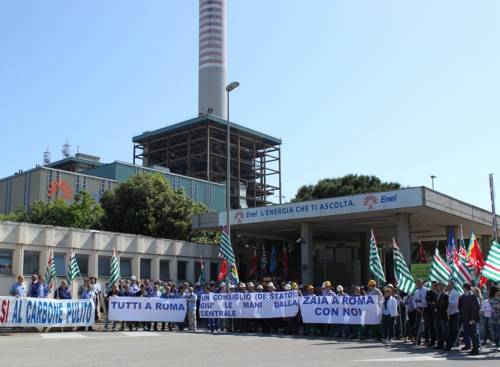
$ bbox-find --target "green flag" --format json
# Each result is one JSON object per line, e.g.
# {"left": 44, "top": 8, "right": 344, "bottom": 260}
{"left": 109, "top": 248, "right": 120, "bottom": 290}
{"left": 45, "top": 251, "right": 57, "bottom": 286}
{"left": 66, "top": 251, "right": 81, "bottom": 286}
{"left": 392, "top": 238, "right": 416, "bottom": 294}
{"left": 429, "top": 247, "right": 451, "bottom": 284}
{"left": 369, "top": 230, "right": 386, "bottom": 283}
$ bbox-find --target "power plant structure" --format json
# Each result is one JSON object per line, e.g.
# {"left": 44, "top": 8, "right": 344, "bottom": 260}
{"left": 198, "top": 0, "right": 227, "bottom": 119}
{"left": 133, "top": 0, "right": 282, "bottom": 209}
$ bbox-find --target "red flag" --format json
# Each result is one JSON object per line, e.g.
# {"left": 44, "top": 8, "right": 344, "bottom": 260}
{"left": 468, "top": 234, "right": 485, "bottom": 275}
{"left": 249, "top": 249, "right": 258, "bottom": 278}
{"left": 417, "top": 241, "right": 427, "bottom": 264}
{"left": 282, "top": 245, "right": 289, "bottom": 278}
{"left": 217, "top": 259, "right": 228, "bottom": 282}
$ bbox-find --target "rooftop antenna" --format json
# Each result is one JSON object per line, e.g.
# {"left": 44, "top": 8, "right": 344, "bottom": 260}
{"left": 62, "top": 140, "right": 71, "bottom": 158}
{"left": 43, "top": 147, "right": 51, "bottom": 165}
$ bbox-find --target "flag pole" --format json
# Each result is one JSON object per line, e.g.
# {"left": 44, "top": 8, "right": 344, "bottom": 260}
{"left": 489, "top": 173, "right": 498, "bottom": 242}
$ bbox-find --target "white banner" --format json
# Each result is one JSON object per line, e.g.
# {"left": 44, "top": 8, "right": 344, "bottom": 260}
{"left": 299, "top": 295, "right": 382, "bottom": 325}
{"left": 108, "top": 297, "right": 187, "bottom": 322}
{"left": 199, "top": 291, "right": 299, "bottom": 319}
{"left": 0, "top": 297, "right": 95, "bottom": 327}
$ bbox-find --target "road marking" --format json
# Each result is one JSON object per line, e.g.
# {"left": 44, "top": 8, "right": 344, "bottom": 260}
{"left": 40, "top": 333, "right": 87, "bottom": 339}
{"left": 121, "top": 331, "right": 161, "bottom": 337}
{"left": 355, "top": 356, "right": 446, "bottom": 362}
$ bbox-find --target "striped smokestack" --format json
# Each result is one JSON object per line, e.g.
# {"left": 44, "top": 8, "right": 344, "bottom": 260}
{"left": 198, "top": 0, "right": 227, "bottom": 119}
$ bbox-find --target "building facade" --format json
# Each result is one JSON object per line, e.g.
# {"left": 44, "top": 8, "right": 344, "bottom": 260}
{"left": 0, "top": 221, "right": 220, "bottom": 295}
{"left": 0, "top": 160, "right": 226, "bottom": 215}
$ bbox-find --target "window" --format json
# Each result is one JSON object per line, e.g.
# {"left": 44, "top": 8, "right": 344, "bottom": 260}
{"left": 54, "top": 253, "right": 65, "bottom": 277}
{"left": 75, "top": 254, "right": 88, "bottom": 277}
{"left": 210, "top": 262, "right": 219, "bottom": 282}
{"left": 120, "top": 258, "right": 132, "bottom": 278}
{"left": 159, "top": 260, "right": 170, "bottom": 281}
{"left": 194, "top": 261, "right": 202, "bottom": 282}
{"left": 140, "top": 258, "right": 151, "bottom": 280}
{"left": 0, "top": 250, "right": 13, "bottom": 275}
{"left": 23, "top": 251, "right": 39, "bottom": 276}
{"left": 177, "top": 260, "right": 187, "bottom": 281}
{"left": 98, "top": 256, "right": 110, "bottom": 277}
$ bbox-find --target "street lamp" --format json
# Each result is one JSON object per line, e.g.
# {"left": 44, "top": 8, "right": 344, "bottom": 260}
{"left": 225, "top": 81, "right": 240, "bottom": 236}
{"left": 430, "top": 175, "right": 436, "bottom": 191}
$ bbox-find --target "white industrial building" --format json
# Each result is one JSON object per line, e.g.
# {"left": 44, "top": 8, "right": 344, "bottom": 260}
{"left": 0, "top": 221, "right": 219, "bottom": 295}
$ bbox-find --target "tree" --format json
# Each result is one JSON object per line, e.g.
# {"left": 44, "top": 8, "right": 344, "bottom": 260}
{"left": 0, "top": 191, "right": 103, "bottom": 229}
{"left": 292, "top": 174, "right": 402, "bottom": 202}
{"left": 100, "top": 173, "right": 205, "bottom": 241}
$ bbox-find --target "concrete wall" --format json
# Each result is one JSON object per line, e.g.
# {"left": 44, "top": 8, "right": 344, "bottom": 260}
{"left": 0, "top": 222, "right": 219, "bottom": 295}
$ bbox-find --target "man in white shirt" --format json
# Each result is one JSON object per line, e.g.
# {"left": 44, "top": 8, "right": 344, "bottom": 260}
{"left": 447, "top": 281, "right": 460, "bottom": 350}
{"left": 413, "top": 279, "right": 429, "bottom": 344}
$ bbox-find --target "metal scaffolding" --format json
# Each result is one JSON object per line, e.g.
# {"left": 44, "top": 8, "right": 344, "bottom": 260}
{"left": 133, "top": 115, "right": 282, "bottom": 208}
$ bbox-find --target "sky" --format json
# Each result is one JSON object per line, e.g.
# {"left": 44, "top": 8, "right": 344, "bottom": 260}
{"left": 1, "top": 1, "right": 499, "bottom": 210}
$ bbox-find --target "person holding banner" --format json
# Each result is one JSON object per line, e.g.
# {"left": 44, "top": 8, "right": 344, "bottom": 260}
{"left": 9, "top": 275, "right": 26, "bottom": 298}
{"left": 365, "top": 280, "right": 383, "bottom": 341}
{"left": 185, "top": 286, "right": 198, "bottom": 332}
{"left": 119, "top": 282, "right": 136, "bottom": 331}
{"left": 104, "top": 284, "right": 119, "bottom": 331}
{"left": 54, "top": 280, "right": 71, "bottom": 300}
{"left": 381, "top": 287, "right": 399, "bottom": 343}
{"left": 37, "top": 276, "right": 49, "bottom": 298}
{"left": 27, "top": 274, "right": 40, "bottom": 298}
{"left": 160, "top": 286, "right": 175, "bottom": 332}
{"left": 81, "top": 279, "right": 97, "bottom": 332}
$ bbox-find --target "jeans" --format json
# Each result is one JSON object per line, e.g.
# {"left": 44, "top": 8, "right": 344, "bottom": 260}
{"left": 480, "top": 317, "right": 491, "bottom": 342}
{"left": 207, "top": 318, "right": 217, "bottom": 332}
{"left": 491, "top": 323, "right": 500, "bottom": 347}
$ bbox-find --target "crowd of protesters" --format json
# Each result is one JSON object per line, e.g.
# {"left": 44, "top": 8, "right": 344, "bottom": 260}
{"left": 8, "top": 274, "right": 500, "bottom": 354}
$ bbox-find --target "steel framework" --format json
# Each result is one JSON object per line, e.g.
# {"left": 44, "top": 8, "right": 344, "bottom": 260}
{"left": 133, "top": 115, "right": 282, "bottom": 208}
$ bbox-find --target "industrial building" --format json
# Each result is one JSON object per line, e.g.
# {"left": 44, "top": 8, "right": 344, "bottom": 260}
{"left": 0, "top": 221, "right": 220, "bottom": 295}
{"left": 0, "top": 157, "right": 226, "bottom": 215}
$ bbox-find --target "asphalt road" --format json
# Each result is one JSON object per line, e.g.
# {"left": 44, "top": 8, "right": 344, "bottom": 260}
{"left": 0, "top": 331, "right": 498, "bottom": 367}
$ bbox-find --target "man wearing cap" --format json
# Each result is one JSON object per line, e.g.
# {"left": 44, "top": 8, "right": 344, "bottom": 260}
{"left": 235, "top": 282, "right": 247, "bottom": 333}
{"left": 303, "top": 285, "right": 319, "bottom": 336}
{"left": 365, "top": 280, "right": 383, "bottom": 341}
{"left": 321, "top": 281, "right": 335, "bottom": 337}
{"left": 129, "top": 276, "right": 139, "bottom": 295}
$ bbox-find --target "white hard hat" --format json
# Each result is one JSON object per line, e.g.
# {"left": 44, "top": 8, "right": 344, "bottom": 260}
{"left": 130, "top": 276, "right": 137, "bottom": 281}
{"left": 267, "top": 282, "right": 274, "bottom": 288}
{"left": 284, "top": 284, "right": 292, "bottom": 291}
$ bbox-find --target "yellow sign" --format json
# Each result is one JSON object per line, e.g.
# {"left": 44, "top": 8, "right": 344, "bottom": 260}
{"left": 411, "top": 264, "right": 431, "bottom": 281}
